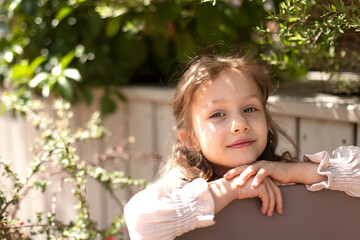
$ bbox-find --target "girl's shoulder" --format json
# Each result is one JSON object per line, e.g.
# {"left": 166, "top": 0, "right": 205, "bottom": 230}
{"left": 154, "top": 168, "right": 191, "bottom": 191}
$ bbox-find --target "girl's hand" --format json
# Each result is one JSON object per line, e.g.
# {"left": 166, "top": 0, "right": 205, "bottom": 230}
{"left": 235, "top": 176, "right": 283, "bottom": 217}
{"left": 225, "top": 161, "right": 292, "bottom": 188}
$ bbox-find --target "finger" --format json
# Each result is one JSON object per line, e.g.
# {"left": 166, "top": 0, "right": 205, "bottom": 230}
{"left": 224, "top": 165, "right": 247, "bottom": 180}
{"left": 251, "top": 168, "right": 268, "bottom": 188}
{"left": 264, "top": 179, "right": 275, "bottom": 217}
{"left": 235, "top": 165, "right": 260, "bottom": 186}
{"left": 269, "top": 179, "right": 283, "bottom": 214}
{"left": 257, "top": 185, "right": 269, "bottom": 215}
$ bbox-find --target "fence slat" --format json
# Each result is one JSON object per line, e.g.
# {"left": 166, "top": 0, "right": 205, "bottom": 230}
{"left": 299, "top": 119, "right": 354, "bottom": 157}
{"left": 72, "top": 97, "right": 109, "bottom": 228}
{"left": 155, "top": 104, "right": 175, "bottom": 166}
{"left": 272, "top": 115, "right": 298, "bottom": 158}
{"left": 101, "top": 100, "right": 131, "bottom": 228}
{"left": 128, "top": 101, "right": 157, "bottom": 180}
{"left": 357, "top": 123, "right": 360, "bottom": 146}
{"left": 0, "top": 112, "right": 11, "bottom": 161}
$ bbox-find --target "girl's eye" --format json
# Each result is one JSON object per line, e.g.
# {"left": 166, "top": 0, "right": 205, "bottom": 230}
{"left": 210, "top": 112, "right": 225, "bottom": 118}
{"left": 244, "top": 107, "right": 257, "bottom": 113}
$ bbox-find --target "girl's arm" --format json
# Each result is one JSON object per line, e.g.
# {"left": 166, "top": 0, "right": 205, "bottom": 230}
{"left": 125, "top": 169, "right": 283, "bottom": 239}
{"left": 225, "top": 146, "right": 360, "bottom": 197}
{"left": 124, "top": 171, "right": 215, "bottom": 240}
{"left": 208, "top": 176, "right": 283, "bottom": 216}
{"left": 224, "top": 161, "right": 326, "bottom": 187}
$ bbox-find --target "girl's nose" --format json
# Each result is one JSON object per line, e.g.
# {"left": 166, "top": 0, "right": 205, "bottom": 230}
{"left": 230, "top": 116, "right": 250, "bottom": 134}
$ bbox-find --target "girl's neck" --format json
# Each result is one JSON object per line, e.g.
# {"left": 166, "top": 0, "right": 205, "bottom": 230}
{"left": 210, "top": 163, "right": 231, "bottom": 180}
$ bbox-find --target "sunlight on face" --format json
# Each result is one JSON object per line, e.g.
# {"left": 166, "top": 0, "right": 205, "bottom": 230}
{"left": 190, "top": 68, "right": 268, "bottom": 174}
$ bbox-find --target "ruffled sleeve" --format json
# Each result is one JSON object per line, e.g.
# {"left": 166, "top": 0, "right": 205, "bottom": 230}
{"left": 304, "top": 146, "right": 360, "bottom": 197}
{"left": 124, "top": 169, "right": 215, "bottom": 240}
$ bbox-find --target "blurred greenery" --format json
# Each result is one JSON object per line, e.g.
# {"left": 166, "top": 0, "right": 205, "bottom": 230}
{"left": 0, "top": 94, "right": 147, "bottom": 239}
{"left": 1, "top": 0, "right": 359, "bottom": 113}
{"left": 0, "top": 0, "right": 268, "bottom": 114}
{"left": 255, "top": 0, "right": 360, "bottom": 94}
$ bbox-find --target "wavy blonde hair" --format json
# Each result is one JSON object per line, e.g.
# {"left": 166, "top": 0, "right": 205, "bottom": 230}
{"left": 157, "top": 53, "right": 297, "bottom": 181}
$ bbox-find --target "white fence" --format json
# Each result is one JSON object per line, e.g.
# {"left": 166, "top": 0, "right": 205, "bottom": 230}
{"left": 0, "top": 86, "right": 359, "bottom": 233}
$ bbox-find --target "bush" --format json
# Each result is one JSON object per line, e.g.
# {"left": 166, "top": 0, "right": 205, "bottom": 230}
{"left": 0, "top": 93, "right": 148, "bottom": 239}
{"left": 0, "top": 0, "right": 267, "bottom": 113}
{"left": 255, "top": 0, "right": 360, "bottom": 94}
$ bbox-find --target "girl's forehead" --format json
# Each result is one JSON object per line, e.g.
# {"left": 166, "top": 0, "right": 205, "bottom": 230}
{"left": 195, "top": 68, "right": 259, "bottom": 97}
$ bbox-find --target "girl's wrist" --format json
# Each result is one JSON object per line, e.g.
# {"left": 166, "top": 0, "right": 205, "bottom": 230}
{"left": 208, "top": 178, "right": 238, "bottom": 213}
{"left": 288, "top": 162, "right": 325, "bottom": 184}
{"left": 229, "top": 179, "right": 240, "bottom": 200}
{"left": 213, "top": 178, "right": 238, "bottom": 201}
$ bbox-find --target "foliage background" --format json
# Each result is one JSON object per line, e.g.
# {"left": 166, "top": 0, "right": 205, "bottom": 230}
{"left": 256, "top": 0, "right": 360, "bottom": 95}
{"left": 0, "top": 0, "right": 271, "bottom": 114}
{"left": 2, "top": 0, "right": 359, "bottom": 113}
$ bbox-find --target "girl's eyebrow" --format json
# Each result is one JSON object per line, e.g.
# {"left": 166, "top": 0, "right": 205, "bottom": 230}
{"left": 201, "top": 93, "right": 261, "bottom": 110}
{"left": 243, "top": 93, "right": 261, "bottom": 101}
{"left": 201, "top": 98, "right": 225, "bottom": 110}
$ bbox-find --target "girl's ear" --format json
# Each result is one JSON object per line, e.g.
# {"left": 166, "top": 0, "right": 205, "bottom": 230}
{"left": 178, "top": 129, "right": 200, "bottom": 151}
{"left": 178, "top": 129, "right": 186, "bottom": 143}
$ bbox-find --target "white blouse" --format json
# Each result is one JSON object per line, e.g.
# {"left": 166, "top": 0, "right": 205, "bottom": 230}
{"left": 124, "top": 146, "right": 360, "bottom": 240}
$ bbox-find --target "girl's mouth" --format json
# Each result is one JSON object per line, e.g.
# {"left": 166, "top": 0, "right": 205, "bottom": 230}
{"left": 227, "top": 139, "right": 255, "bottom": 149}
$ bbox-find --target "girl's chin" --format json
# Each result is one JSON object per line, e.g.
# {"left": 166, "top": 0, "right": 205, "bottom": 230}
{"left": 210, "top": 159, "right": 258, "bottom": 177}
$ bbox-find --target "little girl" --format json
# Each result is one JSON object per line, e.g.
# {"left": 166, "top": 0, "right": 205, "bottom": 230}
{"left": 124, "top": 53, "right": 360, "bottom": 240}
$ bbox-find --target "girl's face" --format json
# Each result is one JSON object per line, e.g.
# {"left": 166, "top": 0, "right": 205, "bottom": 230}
{"left": 190, "top": 68, "right": 268, "bottom": 174}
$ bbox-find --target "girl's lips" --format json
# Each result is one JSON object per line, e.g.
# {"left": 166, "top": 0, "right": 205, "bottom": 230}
{"left": 227, "top": 139, "right": 255, "bottom": 149}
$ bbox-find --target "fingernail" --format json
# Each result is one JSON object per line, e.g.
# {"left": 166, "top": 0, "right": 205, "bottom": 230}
{"left": 224, "top": 172, "right": 229, "bottom": 178}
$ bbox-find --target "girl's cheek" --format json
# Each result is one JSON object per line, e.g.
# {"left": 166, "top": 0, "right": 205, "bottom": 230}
{"left": 209, "top": 120, "right": 227, "bottom": 132}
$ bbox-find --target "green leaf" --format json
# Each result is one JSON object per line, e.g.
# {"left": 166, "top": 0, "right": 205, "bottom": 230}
{"left": 29, "top": 72, "right": 48, "bottom": 88}
{"left": 329, "top": 46, "right": 335, "bottom": 57}
{"left": 11, "top": 64, "right": 33, "bottom": 80}
{"left": 4, "top": 51, "right": 13, "bottom": 62}
{"left": 30, "top": 56, "right": 46, "bottom": 72}
{"left": 101, "top": 95, "right": 117, "bottom": 114}
{"left": 64, "top": 68, "right": 81, "bottom": 81}
{"left": 57, "top": 77, "right": 74, "bottom": 100}
{"left": 289, "top": 17, "right": 299, "bottom": 23}
{"left": 331, "top": 5, "right": 337, "bottom": 12}
{"left": 340, "top": 50, "right": 346, "bottom": 58}
{"left": 114, "top": 89, "right": 127, "bottom": 102}
{"left": 106, "top": 17, "right": 122, "bottom": 38}
{"left": 202, "top": 0, "right": 216, "bottom": 5}
{"left": 334, "top": 0, "right": 342, "bottom": 10}
{"left": 55, "top": 6, "right": 74, "bottom": 22}
{"left": 338, "top": 25, "right": 344, "bottom": 33}
{"left": 42, "top": 84, "right": 50, "bottom": 97}
{"left": 60, "top": 51, "right": 75, "bottom": 69}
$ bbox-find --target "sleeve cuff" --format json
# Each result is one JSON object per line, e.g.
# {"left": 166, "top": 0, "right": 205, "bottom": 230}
{"left": 175, "top": 178, "right": 215, "bottom": 230}
{"left": 304, "top": 150, "right": 332, "bottom": 191}
{"left": 124, "top": 172, "right": 215, "bottom": 240}
{"left": 304, "top": 146, "right": 360, "bottom": 197}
